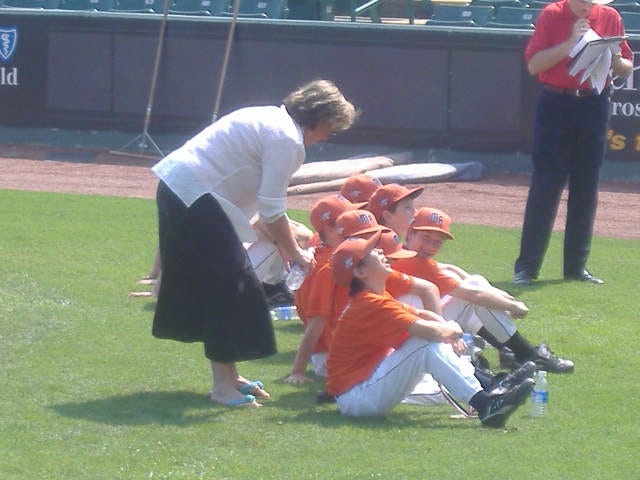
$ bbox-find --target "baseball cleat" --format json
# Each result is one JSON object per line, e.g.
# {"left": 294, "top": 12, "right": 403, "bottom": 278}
{"left": 479, "top": 378, "right": 534, "bottom": 428}
{"left": 532, "top": 344, "right": 575, "bottom": 373}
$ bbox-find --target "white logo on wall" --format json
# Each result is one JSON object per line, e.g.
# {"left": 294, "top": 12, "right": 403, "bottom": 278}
{"left": 610, "top": 50, "right": 640, "bottom": 118}
{"left": 0, "top": 26, "right": 18, "bottom": 62}
{"left": 0, "top": 26, "right": 18, "bottom": 87}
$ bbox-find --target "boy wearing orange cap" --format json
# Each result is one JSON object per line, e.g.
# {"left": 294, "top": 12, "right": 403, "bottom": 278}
{"left": 334, "top": 209, "right": 441, "bottom": 314}
{"left": 339, "top": 173, "right": 382, "bottom": 205}
{"left": 367, "top": 183, "right": 424, "bottom": 239}
{"left": 393, "top": 207, "right": 574, "bottom": 374}
{"left": 285, "top": 207, "right": 440, "bottom": 385}
{"left": 284, "top": 195, "right": 358, "bottom": 384}
{"left": 325, "top": 233, "right": 534, "bottom": 427}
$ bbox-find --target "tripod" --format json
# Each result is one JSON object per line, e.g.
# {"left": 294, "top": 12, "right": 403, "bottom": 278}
{"left": 114, "top": 0, "right": 171, "bottom": 158}
{"left": 211, "top": 0, "right": 241, "bottom": 123}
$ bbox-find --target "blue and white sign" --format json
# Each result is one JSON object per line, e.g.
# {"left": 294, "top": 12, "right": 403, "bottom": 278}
{"left": 0, "top": 27, "right": 18, "bottom": 63}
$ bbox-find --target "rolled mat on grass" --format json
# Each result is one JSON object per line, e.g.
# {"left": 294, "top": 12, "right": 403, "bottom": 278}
{"left": 289, "top": 156, "right": 394, "bottom": 186}
{"left": 287, "top": 160, "right": 485, "bottom": 195}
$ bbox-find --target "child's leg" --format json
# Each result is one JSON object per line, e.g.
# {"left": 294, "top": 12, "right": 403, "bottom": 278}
{"left": 336, "top": 337, "right": 481, "bottom": 416}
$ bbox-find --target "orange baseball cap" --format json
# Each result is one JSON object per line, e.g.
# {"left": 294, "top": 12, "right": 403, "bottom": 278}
{"left": 339, "top": 173, "right": 382, "bottom": 204}
{"left": 378, "top": 231, "right": 417, "bottom": 259}
{"left": 309, "top": 195, "right": 357, "bottom": 233}
{"left": 331, "top": 231, "right": 382, "bottom": 287}
{"left": 335, "top": 209, "right": 390, "bottom": 239}
{"left": 367, "top": 184, "right": 424, "bottom": 221}
{"left": 411, "top": 207, "right": 454, "bottom": 239}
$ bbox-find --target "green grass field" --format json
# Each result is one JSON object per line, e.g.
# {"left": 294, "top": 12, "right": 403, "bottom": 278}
{"left": 1, "top": 189, "right": 638, "bottom": 479}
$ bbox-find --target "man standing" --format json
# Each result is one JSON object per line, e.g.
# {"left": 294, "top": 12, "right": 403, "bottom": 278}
{"left": 513, "top": 0, "right": 633, "bottom": 285}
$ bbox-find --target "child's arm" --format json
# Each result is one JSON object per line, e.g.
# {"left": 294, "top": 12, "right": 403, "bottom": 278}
{"left": 283, "top": 315, "right": 327, "bottom": 384}
{"left": 407, "top": 318, "right": 463, "bottom": 342}
{"left": 439, "top": 263, "right": 469, "bottom": 281}
{"left": 407, "top": 276, "right": 442, "bottom": 314}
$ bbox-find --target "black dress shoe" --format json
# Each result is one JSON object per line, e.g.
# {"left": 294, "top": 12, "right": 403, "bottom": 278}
{"left": 513, "top": 271, "right": 533, "bottom": 285}
{"left": 564, "top": 270, "right": 604, "bottom": 284}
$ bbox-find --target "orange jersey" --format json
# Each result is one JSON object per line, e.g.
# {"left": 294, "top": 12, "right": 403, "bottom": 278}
{"left": 326, "top": 291, "right": 417, "bottom": 396}
{"left": 294, "top": 244, "right": 332, "bottom": 326}
{"left": 392, "top": 256, "right": 459, "bottom": 297}
{"left": 385, "top": 269, "right": 413, "bottom": 298}
{"left": 327, "top": 269, "right": 413, "bottom": 353}
{"left": 297, "top": 252, "right": 414, "bottom": 355}
{"left": 305, "top": 263, "right": 341, "bottom": 353}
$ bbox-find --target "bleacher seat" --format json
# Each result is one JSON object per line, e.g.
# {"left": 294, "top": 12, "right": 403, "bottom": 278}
{"left": 168, "top": 0, "right": 228, "bottom": 15}
{"left": 486, "top": 6, "right": 541, "bottom": 28}
{"left": 621, "top": 11, "right": 640, "bottom": 32}
{"left": 220, "top": 0, "right": 288, "bottom": 18}
{"left": 59, "top": 0, "right": 114, "bottom": 9}
{"left": 1, "top": 0, "right": 59, "bottom": 7}
{"left": 112, "top": 0, "right": 162, "bottom": 12}
{"left": 287, "top": 0, "right": 334, "bottom": 21}
{"left": 526, "top": 0, "right": 552, "bottom": 9}
{"left": 610, "top": 0, "right": 640, "bottom": 13}
{"left": 426, "top": 4, "right": 495, "bottom": 27}
{"left": 470, "top": 0, "right": 522, "bottom": 9}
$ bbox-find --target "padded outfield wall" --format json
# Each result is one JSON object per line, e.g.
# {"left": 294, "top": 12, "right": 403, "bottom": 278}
{"left": 0, "top": 10, "right": 638, "bottom": 161}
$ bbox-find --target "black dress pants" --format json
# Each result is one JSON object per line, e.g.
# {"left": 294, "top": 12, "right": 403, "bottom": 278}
{"left": 515, "top": 88, "right": 610, "bottom": 278}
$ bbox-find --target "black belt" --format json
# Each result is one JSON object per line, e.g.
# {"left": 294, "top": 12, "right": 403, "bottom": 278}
{"left": 542, "top": 84, "right": 601, "bottom": 97}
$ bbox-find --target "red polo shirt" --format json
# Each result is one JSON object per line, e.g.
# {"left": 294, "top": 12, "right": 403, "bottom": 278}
{"left": 526, "top": 0, "right": 633, "bottom": 89}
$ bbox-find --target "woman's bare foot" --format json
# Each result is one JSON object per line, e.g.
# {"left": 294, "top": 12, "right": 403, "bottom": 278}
{"left": 210, "top": 362, "right": 265, "bottom": 406}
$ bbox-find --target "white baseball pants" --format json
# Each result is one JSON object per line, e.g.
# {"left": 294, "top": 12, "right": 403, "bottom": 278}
{"left": 442, "top": 275, "right": 516, "bottom": 343}
{"left": 335, "top": 337, "right": 481, "bottom": 417}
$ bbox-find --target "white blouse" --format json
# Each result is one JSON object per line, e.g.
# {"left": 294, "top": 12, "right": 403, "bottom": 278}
{"left": 153, "top": 105, "right": 305, "bottom": 242}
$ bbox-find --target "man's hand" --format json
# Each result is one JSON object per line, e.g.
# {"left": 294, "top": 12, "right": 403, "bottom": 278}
{"left": 571, "top": 19, "right": 591, "bottom": 43}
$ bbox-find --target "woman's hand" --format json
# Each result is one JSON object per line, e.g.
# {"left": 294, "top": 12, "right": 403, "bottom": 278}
{"left": 291, "top": 247, "right": 316, "bottom": 273}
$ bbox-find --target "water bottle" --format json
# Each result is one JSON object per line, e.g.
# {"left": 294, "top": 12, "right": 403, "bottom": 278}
{"left": 285, "top": 248, "right": 314, "bottom": 291}
{"left": 270, "top": 305, "right": 299, "bottom": 321}
{"left": 285, "top": 263, "right": 307, "bottom": 291}
{"left": 531, "top": 370, "right": 548, "bottom": 417}
{"left": 461, "top": 333, "right": 475, "bottom": 362}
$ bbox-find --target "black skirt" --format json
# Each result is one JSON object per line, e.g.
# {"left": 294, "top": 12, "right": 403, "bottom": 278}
{"left": 152, "top": 181, "right": 277, "bottom": 362}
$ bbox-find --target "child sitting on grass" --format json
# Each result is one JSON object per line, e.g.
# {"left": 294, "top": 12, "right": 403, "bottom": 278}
{"left": 325, "top": 232, "right": 534, "bottom": 428}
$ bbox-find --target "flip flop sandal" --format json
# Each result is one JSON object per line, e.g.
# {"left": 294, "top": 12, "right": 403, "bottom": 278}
{"left": 237, "top": 380, "right": 269, "bottom": 398}
{"left": 224, "top": 394, "right": 258, "bottom": 407}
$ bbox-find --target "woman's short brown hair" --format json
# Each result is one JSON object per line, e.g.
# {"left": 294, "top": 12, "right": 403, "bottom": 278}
{"left": 283, "top": 79, "right": 359, "bottom": 131}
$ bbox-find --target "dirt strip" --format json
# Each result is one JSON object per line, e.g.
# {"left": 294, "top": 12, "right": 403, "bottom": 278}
{"left": 1, "top": 146, "right": 638, "bottom": 239}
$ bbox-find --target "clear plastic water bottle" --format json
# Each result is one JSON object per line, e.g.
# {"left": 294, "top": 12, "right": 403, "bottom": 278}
{"left": 285, "top": 263, "right": 307, "bottom": 291}
{"left": 285, "top": 248, "right": 314, "bottom": 291}
{"left": 461, "top": 333, "right": 475, "bottom": 362}
{"left": 531, "top": 370, "right": 548, "bottom": 417}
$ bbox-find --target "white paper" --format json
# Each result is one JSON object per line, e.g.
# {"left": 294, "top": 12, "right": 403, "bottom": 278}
{"left": 569, "top": 29, "right": 602, "bottom": 58}
{"left": 567, "top": 30, "right": 625, "bottom": 92}
{"left": 589, "top": 48, "right": 612, "bottom": 93}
